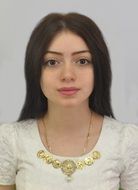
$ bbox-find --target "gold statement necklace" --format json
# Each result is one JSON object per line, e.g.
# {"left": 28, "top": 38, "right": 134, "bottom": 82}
{"left": 37, "top": 112, "right": 101, "bottom": 182}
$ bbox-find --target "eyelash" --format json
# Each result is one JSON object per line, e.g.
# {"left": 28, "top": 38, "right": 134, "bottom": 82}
{"left": 77, "top": 58, "right": 91, "bottom": 65}
{"left": 44, "top": 59, "right": 59, "bottom": 66}
{"left": 43, "top": 58, "right": 91, "bottom": 67}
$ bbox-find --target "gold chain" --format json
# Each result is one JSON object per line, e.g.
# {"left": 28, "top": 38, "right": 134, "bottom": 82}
{"left": 42, "top": 111, "right": 93, "bottom": 155}
{"left": 37, "top": 112, "right": 101, "bottom": 181}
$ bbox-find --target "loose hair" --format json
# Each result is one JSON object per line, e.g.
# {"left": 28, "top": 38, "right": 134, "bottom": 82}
{"left": 18, "top": 12, "right": 114, "bottom": 121}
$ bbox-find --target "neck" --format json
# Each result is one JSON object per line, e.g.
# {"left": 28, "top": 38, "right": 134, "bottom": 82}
{"left": 43, "top": 104, "right": 92, "bottom": 137}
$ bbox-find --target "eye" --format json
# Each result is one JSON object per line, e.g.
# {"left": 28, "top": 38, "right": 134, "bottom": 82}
{"left": 77, "top": 58, "right": 91, "bottom": 65}
{"left": 44, "top": 59, "right": 59, "bottom": 67}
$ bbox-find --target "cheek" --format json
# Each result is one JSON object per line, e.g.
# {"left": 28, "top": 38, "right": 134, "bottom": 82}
{"left": 40, "top": 73, "right": 49, "bottom": 94}
{"left": 40, "top": 70, "right": 56, "bottom": 98}
{"left": 84, "top": 69, "right": 94, "bottom": 85}
{"left": 83, "top": 70, "right": 94, "bottom": 92}
{"left": 40, "top": 78, "right": 51, "bottom": 99}
{"left": 40, "top": 70, "right": 50, "bottom": 88}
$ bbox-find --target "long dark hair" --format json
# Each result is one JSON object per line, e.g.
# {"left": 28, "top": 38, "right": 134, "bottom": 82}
{"left": 18, "top": 12, "right": 115, "bottom": 121}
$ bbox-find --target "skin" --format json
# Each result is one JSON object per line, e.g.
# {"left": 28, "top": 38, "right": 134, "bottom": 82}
{"left": 41, "top": 30, "right": 94, "bottom": 109}
{"left": 0, "top": 185, "right": 15, "bottom": 190}
{"left": 38, "top": 30, "right": 104, "bottom": 156}
{"left": 0, "top": 30, "right": 104, "bottom": 190}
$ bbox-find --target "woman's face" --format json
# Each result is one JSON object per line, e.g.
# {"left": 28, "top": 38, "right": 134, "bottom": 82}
{"left": 40, "top": 30, "right": 94, "bottom": 108}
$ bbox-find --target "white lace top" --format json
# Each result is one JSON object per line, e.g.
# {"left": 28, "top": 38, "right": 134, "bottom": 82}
{"left": 0, "top": 116, "right": 138, "bottom": 190}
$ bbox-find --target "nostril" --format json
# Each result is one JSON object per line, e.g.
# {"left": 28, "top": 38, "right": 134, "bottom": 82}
{"left": 62, "top": 76, "right": 75, "bottom": 82}
{"left": 60, "top": 69, "right": 76, "bottom": 81}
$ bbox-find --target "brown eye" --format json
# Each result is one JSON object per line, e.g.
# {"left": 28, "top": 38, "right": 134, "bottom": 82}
{"left": 78, "top": 59, "right": 90, "bottom": 65}
{"left": 45, "top": 59, "right": 58, "bottom": 66}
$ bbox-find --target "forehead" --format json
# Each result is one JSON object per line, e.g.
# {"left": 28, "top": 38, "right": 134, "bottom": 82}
{"left": 47, "top": 30, "right": 89, "bottom": 52}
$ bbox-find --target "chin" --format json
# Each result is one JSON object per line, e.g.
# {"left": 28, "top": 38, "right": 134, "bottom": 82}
{"left": 57, "top": 99, "right": 86, "bottom": 108}
{"left": 59, "top": 102, "right": 79, "bottom": 107}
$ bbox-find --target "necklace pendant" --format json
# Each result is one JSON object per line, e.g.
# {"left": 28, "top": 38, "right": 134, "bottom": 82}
{"left": 61, "top": 160, "right": 77, "bottom": 176}
{"left": 66, "top": 175, "right": 73, "bottom": 182}
{"left": 37, "top": 149, "right": 101, "bottom": 182}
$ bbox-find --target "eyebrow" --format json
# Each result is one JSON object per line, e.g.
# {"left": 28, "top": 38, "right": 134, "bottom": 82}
{"left": 45, "top": 50, "right": 91, "bottom": 56}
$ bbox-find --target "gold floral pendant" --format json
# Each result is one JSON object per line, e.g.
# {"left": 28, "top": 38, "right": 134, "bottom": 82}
{"left": 37, "top": 150, "right": 101, "bottom": 182}
{"left": 61, "top": 160, "right": 77, "bottom": 181}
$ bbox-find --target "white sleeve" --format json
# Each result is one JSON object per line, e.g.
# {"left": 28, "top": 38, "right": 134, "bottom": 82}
{"left": 0, "top": 123, "right": 17, "bottom": 185}
{"left": 120, "top": 124, "right": 138, "bottom": 190}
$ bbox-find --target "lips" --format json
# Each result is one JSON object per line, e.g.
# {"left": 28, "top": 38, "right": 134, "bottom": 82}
{"left": 58, "top": 87, "right": 80, "bottom": 91}
{"left": 58, "top": 87, "right": 80, "bottom": 95}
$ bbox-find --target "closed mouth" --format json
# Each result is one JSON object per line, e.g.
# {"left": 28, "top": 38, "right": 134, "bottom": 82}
{"left": 58, "top": 88, "right": 80, "bottom": 95}
{"left": 58, "top": 87, "right": 80, "bottom": 91}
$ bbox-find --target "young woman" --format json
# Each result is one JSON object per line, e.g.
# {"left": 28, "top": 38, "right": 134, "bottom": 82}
{"left": 0, "top": 12, "right": 138, "bottom": 190}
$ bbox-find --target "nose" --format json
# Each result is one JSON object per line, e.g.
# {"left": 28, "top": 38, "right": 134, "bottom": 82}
{"left": 60, "top": 63, "right": 76, "bottom": 82}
